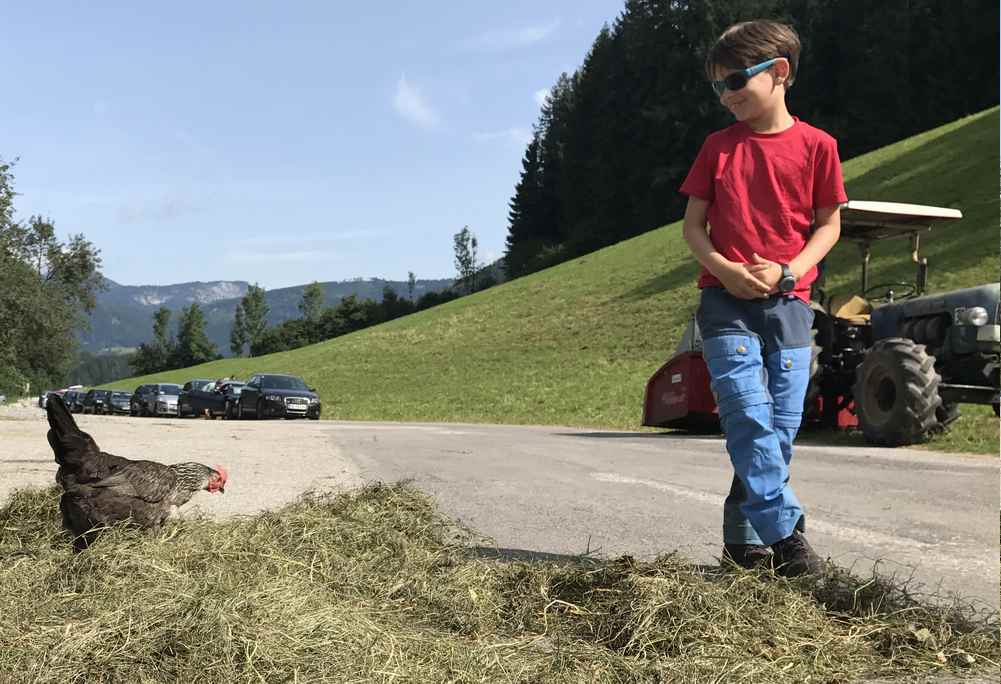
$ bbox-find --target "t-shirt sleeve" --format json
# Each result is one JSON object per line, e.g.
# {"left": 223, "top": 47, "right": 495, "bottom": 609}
{"left": 813, "top": 136, "right": 848, "bottom": 209}
{"left": 679, "top": 139, "right": 714, "bottom": 202}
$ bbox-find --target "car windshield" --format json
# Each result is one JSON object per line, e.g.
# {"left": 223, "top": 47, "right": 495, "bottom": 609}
{"left": 113, "top": 392, "right": 130, "bottom": 399}
{"left": 158, "top": 385, "right": 181, "bottom": 395}
{"left": 261, "top": 375, "right": 309, "bottom": 390}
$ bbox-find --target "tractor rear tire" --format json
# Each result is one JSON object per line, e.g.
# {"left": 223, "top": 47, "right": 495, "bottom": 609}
{"left": 854, "top": 338, "right": 942, "bottom": 446}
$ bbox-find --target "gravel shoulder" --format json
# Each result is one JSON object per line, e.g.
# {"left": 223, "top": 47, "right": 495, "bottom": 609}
{"left": 0, "top": 399, "right": 364, "bottom": 516}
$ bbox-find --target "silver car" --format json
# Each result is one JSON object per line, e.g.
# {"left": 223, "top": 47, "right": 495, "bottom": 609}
{"left": 145, "top": 383, "right": 182, "bottom": 417}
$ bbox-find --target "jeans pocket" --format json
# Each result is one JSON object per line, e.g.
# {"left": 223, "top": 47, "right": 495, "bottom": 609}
{"left": 702, "top": 335, "right": 769, "bottom": 417}
{"left": 766, "top": 347, "right": 812, "bottom": 427}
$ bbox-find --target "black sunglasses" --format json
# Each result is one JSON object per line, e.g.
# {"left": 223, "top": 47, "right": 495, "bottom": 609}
{"left": 711, "top": 58, "right": 782, "bottom": 96}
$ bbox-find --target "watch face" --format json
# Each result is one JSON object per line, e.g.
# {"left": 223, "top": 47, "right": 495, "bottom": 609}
{"left": 779, "top": 276, "right": 796, "bottom": 292}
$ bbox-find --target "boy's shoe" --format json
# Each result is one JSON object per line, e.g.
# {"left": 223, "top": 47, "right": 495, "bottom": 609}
{"left": 722, "top": 543, "right": 772, "bottom": 569}
{"left": 770, "top": 530, "right": 823, "bottom": 577}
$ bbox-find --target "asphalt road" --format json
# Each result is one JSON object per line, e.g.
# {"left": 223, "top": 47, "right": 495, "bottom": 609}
{"left": 333, "top": 420, "right": 1000, "bottom": 611}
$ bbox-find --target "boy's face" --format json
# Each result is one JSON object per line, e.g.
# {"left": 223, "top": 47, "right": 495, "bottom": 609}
{"left": 712, "top": 59, "right": 789, "bottom": 124}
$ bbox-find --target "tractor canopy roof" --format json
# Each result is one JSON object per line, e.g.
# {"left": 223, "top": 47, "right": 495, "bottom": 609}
{"left": 839, "top": 201, "right": 963, "bottom": 242}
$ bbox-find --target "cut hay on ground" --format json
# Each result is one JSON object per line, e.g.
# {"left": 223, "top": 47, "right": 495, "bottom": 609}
{"left": 1, "top": 483, "right": 997, "bottom": 683}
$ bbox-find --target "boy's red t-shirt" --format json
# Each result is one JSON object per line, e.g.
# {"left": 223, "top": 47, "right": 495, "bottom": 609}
{"left": 679, "top": 118, "right": 848, "bottom": 301}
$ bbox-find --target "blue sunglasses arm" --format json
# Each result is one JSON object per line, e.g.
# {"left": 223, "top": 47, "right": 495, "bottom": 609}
{"left": 745, "top": 58, "right": 780, "bottom": 77}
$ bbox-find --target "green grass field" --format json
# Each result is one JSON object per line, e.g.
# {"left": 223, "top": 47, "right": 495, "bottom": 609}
{"left": 112, "top": 108, "right": 1000, "bottom": 454}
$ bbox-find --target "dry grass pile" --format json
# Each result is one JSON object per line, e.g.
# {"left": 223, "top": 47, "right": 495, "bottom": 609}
{"left": 1, "top": 483, "right": 997, "bottom": 683}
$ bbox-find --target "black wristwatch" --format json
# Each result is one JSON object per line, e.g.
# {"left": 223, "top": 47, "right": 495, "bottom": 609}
{"left": 778, "top": 263, "right": 797, "bottom": 293}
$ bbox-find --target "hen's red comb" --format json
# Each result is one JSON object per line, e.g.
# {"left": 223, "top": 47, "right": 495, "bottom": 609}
{"left": 214, "top": 465, "right": 228, "bottom": 483}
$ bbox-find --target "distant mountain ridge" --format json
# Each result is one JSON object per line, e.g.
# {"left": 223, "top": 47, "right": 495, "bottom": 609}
{"left": 80, "top": 277, "right": 454, "bottom": 354}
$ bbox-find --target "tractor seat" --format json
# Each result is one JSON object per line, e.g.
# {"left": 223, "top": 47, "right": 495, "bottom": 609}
{"left": 827, "top": 293, "right": 872, "bottom": 324}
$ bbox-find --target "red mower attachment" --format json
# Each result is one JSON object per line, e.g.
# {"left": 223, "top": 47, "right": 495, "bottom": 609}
{"left": 642, "top": 317, "right": 720, "bottom": 432}
{"left": 642, "top": 350, "right": 719, "bottom": 431}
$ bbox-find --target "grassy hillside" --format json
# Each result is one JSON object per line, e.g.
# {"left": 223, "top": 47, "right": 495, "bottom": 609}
{"left": 112, "top": 108, "right": 1000, "bottom": 453}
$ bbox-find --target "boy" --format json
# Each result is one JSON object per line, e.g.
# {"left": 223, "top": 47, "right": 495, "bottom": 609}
{"left": 679, "top": 20, "right": 847, "bottom": 576}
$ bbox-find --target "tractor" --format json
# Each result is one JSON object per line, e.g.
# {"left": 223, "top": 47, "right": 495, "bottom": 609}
{"left": 642, "top": 200, "right": 1000, "bottom": 446}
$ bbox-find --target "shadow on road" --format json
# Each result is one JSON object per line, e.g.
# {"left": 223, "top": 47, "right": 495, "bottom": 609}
{"left": 553, "top": 430, "right": 721, "bottom": 440}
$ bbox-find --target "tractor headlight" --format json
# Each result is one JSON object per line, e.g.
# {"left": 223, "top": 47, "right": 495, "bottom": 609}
{"left": 955, "top": 306, "right": 989, "bottom": 327}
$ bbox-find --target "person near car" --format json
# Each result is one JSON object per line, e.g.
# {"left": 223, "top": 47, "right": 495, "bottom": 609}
{"left": 679, "top": 20, "right": 847, "bottom": 576}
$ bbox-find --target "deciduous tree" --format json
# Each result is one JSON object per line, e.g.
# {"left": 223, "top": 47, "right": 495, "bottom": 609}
{"left": 240, "top": 284, "right": 270, "bottom": 356}
{"left": 230, "top": 305, "right": 248, "bottom": 357}
{"left": 299, "top": 281, "right": 324, "bottom": 323}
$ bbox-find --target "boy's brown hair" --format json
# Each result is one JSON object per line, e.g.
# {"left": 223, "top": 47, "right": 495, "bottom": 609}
{"left": 705, "top": 20, "right": 801, "bottom": 88}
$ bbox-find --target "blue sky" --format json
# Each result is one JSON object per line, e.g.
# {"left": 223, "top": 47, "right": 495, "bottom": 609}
{"left": 3, "top": 2, "right": 625, "bottom": 289}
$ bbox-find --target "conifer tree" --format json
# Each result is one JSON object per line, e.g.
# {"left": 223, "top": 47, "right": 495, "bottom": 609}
{"left": 173, "top": 303, "right": 217, "bottom": 367}
{"left": 503, "top": 134, "right": 544, "bottom": 278}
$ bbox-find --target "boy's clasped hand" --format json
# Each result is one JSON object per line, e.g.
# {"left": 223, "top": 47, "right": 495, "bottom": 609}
{"left": 717, "top": 253, "right": 784, "bottom": 299}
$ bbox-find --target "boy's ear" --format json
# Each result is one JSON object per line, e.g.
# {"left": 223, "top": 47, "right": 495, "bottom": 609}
{"left": 773, "top": 58, "right": 792, "bottom": 85}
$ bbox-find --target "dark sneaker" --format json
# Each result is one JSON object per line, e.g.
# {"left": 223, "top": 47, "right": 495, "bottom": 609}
{"left": 722, "top": 543, "right": 772, "bottom": 569}
{"left": 770, "top": 530, "right": 823, "bottom": 577}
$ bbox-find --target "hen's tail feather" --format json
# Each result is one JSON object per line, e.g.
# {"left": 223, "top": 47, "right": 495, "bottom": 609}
{"left": 46, "top": 397, "right": 100, "bottom": 469}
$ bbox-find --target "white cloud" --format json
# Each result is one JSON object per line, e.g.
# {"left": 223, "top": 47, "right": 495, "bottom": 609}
{"left": 472, "top": 127, "right": 533, "bottom": 148}
{"left": 240, "top": 230, "right": 389, "bottom": 247}
{"left": 460, "top": 20, "right": 560, "bottom": 51}
{"left": 117, "top": 195, "right": 200, "bottom": 224}
{"left": 226, "top": 250, "right": 346, "bottom": 265}
{"left": 393, "top": 75, "right": 440, "bottom": 129}
{"left": 534, "top": 88, "right": 550, "bottom": 107}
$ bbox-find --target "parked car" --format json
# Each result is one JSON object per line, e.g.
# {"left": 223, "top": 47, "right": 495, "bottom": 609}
{"left": 219, "top": 381, "right": 246, "bottom": 419}
{"left": 236, "top": 373, "right": 321, "bottom": 420}
{"left": 130, "top": 384, "right": 155, "bottom": 416}
{"left": 63, "top": 390, "right": 86, "bottom": 413}
{"left": 39, "top": 389, "right": 66, "bottom": 409}
{"left": 82, "top": 389, "right": 114, "bottom": 415}
{"left": 131, "top": 383, "right": 182, "bottom": 417}
{"left": 109, "top": 391, "right": 132, "bottom": 415}
{"left": 179, "top": 378, "right": 240, "bottom": 419}
{"left": 178, "top": 378, "right": 214, "bottom": 417}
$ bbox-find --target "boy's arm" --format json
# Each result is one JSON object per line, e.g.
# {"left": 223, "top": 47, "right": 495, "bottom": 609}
{"left": 747, "top": 204, "right": 842, "bottom": 289}
{"left": 681, "top": 197, "right": 770, "bottom": 299}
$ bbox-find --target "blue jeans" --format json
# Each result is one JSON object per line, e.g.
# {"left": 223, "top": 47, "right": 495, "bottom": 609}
{"left": 696, "top": 288, "right": 814, "bottom": 546}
